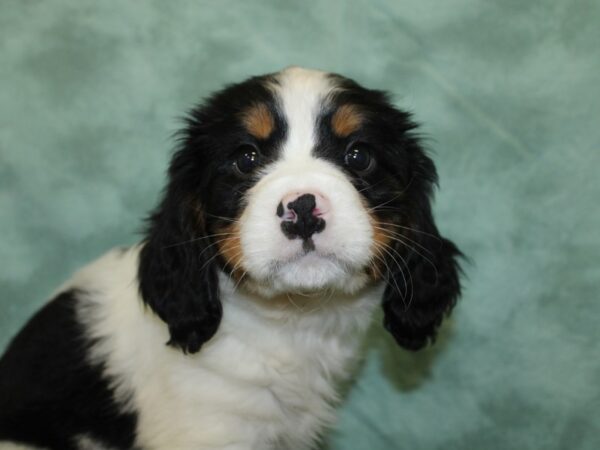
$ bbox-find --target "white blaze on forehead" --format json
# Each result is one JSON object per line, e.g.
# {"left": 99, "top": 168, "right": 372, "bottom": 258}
{"left": 240, "top": 67, "right": 373, "bottom": 296}
{"left": 273, "top": 67, "right": 335, "bottom": 161}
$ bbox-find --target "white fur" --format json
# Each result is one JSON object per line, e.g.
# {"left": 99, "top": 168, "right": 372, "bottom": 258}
{"left": 24, "top": 67, "right": 385, "bottom": 450}
{"left": 0, "top": 443, "right": 46, "bottom": 450}
{"left": 241, "top": 156, "right": 374, "bottom": 297}
{"left": 270, "top": 67, "right": 334, "bottom": 162}
{"left": 241, "top": 67, "right": 374, "bottom": 297}
{"left": 76, "top": 435, "right": 116, "bottom": 450}
{"left": 66, "top": 247, "right": 382, "bottom": 450}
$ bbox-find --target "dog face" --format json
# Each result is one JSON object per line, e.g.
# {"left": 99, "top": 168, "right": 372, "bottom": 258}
{"left": 138, "top": 67, "right": 461, "bottom": 353}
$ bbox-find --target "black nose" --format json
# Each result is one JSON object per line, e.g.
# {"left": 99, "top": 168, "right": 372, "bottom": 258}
{"left": 279, "top": 194, "right": 326, "bottom": 240}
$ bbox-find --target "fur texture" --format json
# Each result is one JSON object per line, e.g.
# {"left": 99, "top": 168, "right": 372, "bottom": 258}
{"left": 0, "top": 67, "right": 462, "bottom": 450}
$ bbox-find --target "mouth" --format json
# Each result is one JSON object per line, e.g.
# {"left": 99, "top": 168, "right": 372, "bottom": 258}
{"left": 283, "top": 248, "right": 342, "bottom": 266}
{"left": 266, "top": 250, "right": 356, "bottom": 291}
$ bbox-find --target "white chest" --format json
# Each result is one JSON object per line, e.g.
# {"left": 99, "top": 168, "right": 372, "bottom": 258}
{"left": 72, "top": 249, "right": 380, "bottom": 450}
{"left": 132, "top": 303, "right": 373, "bottom": 450}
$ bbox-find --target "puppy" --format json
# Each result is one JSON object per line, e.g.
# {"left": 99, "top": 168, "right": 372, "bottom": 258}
{"left": 0, "top": 67, "right": 462, "bottom": 450}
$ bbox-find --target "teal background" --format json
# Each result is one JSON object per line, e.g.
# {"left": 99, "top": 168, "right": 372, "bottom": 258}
{"left": 1, "top": 1, "right": 599, "bottom": 449}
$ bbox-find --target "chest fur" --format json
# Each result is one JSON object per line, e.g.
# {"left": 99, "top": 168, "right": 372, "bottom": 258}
{"left": 73, "top": 249, "right": 378, "bottom": 449}
{"left": 131, "top": 310, "right": 364, "bottom": 449}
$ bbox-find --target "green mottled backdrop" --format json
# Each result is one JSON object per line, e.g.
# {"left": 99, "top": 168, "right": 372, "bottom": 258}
{"left": 1, "top": 1, "right": 598, "bottom": 449}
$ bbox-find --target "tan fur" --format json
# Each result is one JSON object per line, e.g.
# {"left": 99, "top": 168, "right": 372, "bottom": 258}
{"left": 331, "top": 104, "right": 362, "bottom": 137}
{"left": 215, "top": 222, "right": 244, "bottom": 280}
{"left": 368, "top": 213, "right": 394, "bottom": 280}
{"left": 241, "top": 103, "right": 274, "bottom": 139}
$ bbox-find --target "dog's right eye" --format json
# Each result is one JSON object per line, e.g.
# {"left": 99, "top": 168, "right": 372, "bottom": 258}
{"left": 233, "top": 145, "right": 261, "bottom": 175}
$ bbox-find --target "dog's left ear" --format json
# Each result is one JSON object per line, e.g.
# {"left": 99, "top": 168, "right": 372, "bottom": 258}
{"left": 138, "top": 147, "right": 222, "bottom": 354}
{"left": 381, "top": 149, "right": 462, "bottom": 351}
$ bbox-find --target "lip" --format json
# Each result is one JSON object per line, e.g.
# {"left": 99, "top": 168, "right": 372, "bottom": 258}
{"left": 277, "top": 250, "right": 346, "bottom": 271}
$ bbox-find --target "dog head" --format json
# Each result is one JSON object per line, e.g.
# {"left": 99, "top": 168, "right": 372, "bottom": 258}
{"left": 138, "top": 67, "right": 462, "bottom": 353}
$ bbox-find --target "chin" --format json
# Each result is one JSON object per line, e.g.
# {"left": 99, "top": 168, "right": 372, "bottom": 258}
{"left": 262, "top": 252, "right": 370, "bottom": 295}
{"left": 0, "top": 66, "right": 462, "bottom": 450}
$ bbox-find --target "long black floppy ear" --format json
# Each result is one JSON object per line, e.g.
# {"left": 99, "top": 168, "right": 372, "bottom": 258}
{"left": 382, "top": 151, "right": 462, "bottom": 351}
{"left": 138, "top": 148, "right": 222, "bottom": 354}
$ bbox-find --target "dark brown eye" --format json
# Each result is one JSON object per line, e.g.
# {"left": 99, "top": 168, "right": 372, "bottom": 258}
{"left": 345, "top": 143, "right": 374, "bottom": 173}
{"left": 233, "top": 145, "right": 261, "bottom": 175}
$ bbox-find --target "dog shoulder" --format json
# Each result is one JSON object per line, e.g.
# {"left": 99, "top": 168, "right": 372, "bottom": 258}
{"left": 0, "top": 247, "right": 140, "bottom": 449}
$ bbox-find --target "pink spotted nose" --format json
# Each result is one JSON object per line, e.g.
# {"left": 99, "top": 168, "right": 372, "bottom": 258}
{"left": 276, "top": 192, "right": 330, "bottom": 240}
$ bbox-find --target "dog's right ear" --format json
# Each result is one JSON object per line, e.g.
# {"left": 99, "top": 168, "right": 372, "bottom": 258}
{"left": 138, "top": 147, "right": 222, "bottom": 354}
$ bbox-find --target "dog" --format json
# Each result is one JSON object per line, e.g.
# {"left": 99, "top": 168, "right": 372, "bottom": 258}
{"left": 0, "top": 67, "right": 462, "bottom": 450}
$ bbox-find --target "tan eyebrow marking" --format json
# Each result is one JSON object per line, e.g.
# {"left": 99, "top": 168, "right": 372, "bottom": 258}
{"left": 241, "top": 103, "right": 275, "bottom": 139}
{"left": 331, "top": 104, "right": 363, "bottom": 137}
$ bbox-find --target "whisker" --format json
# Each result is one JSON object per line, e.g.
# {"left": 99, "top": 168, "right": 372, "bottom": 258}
{"left": 231, "top": 269, "right": 248, "bottom": 294}
{"left": 372, "top": 225, "right": 435, "bottom": 258}
{"left": 381, "top": 237, "right": 439, "bottom": 279}
{"left": 304, "top": 286, "right": 336, "bottom": 314}
{"left": 356, "top": 178, "right": 387, "bottom": 194}
{"left": 194, "top": 236, "right": 239, "bottom": 261}
{"left": 372, "top": 241, "right": 409, "bottom": 304}
{"left": 379, "top": 241, "right": 415, "bottom": 311}
{"left": 162, "top": 232, "right": 236, "bottom": 249}
{"left": 374, "top": 227, "right": 440, "bottom": 286}
{"left": 370, "top": 246, "right": 407, "bottom": 302}
{"left": 376, "top": 221, "right": 442, "bottom": 242}
{"left": 198, "top": 237, "right": 240, "bottom": 271}
{"left": 224, "top": 248, "right": 248, "bottom": 293}
{"left": 205, "top": 213, "right": 242, "bottom": 224}
{"left": 367, "top": 176, "right": 415, "bottom": 213}
{"left": 285, "top": 292, "right": 305, "bottom": 312}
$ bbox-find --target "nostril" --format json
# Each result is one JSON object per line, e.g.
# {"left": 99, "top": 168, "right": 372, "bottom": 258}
{"left": 279, "top": 193, "right": 326, "bottom": 240}
{"left": 285, "top": 210, "right": 297, "bottom": 222}
{"left": 288, "top": 194, "right": 316, "bottom": 214}
{"left": 276, "top": 201, "right": 297, "bottom": 222}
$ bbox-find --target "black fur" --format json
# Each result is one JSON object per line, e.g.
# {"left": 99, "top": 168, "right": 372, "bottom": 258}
{"left": 139, "top": 70, "right": 461, "bottom": 354}
{"left": 0, "top": 291, "right": 137, "bottom": 450}
{"left": 0, "top": 70, "right": 461, "bottom": 450}
{"left": 138, "top": 74, "right": 287, "bottom": 354}
{"left": 377, "top": 121, "right": 462, "bottom": 350}
{"left": 381, "top": 206, "right": 462, "bottom": 351}
{"left": 316, "top": 73, "right": 462, "bottom": 350}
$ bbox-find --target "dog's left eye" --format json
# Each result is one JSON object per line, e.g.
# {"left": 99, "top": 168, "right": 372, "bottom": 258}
{"left": 233, "top": 145, "right": 261, "bottom": 175}
{"left": 345, "top": 143, "right": 374, "bottom": 174}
